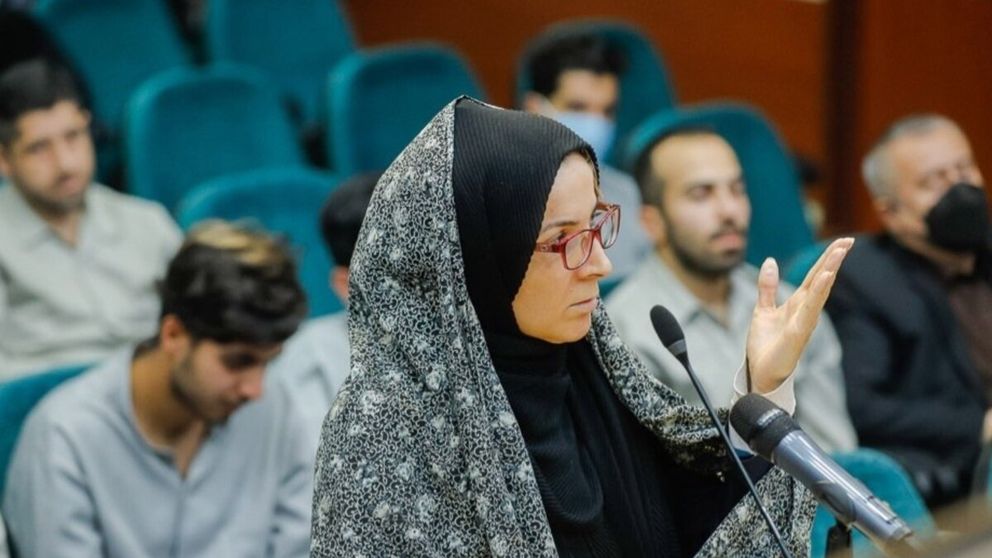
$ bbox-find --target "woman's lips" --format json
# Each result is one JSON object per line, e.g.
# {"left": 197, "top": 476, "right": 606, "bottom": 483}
{"left": 571, "top": 297, "right": 599, "bottom": 312}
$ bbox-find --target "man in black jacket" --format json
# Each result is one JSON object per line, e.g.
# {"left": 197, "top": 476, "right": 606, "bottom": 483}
{"left": 827, "top": 114, "right": 992, "bottom": 508}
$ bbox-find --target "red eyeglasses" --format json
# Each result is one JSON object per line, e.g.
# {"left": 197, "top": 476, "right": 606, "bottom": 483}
{"left": 533, "top": 202, "right": 620, "bottom": 270}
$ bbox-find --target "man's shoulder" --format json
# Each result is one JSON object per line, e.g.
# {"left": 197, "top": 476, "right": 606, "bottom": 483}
{"left": 90, "top": 184, "right": 173, "bottom": 222}
{"left": 22, "top": 356, "right": 125, "bottom": 442}
{"left": 606, "top": 258, "right": 657, "bottom": 312}
{"left": 269, "top": 313, "right": 349, "bottom": 387}
{"left": 835, "top": 234, "right": 907, "bottom": 291}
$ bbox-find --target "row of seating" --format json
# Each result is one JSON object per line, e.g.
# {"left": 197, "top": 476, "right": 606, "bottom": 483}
{"left": 31, "top": 0, "right": 483, "bottom": 209}
{"left": 144, "top": 99, "right": 811, "bottom": 316}
{"left": 0, "top": 362, "right": 944, "bottom": 558}
{"left": 29, "top": 0, "right": 815, "bottom": 276}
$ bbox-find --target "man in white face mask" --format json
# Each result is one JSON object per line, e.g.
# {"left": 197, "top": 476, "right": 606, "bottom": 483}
{"left": 521, "top": 32, "right": 650, "bottom": 281}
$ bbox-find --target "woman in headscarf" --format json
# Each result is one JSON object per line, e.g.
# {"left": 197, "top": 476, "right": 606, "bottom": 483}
{"left": 310, "top": 97, "right": 851, "bottom": 557}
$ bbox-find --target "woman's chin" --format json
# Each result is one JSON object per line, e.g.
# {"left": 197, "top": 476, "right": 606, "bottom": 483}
{"left": 528, "top": 317, "right": 592, "bottom": 345}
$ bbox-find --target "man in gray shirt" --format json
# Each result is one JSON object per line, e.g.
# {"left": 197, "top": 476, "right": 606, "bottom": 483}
{"left": 0, "top": 60, "right": 181, "bottom": 379}
{"left": 519, "top": 31, "right": 650, "bottom": 280}
{"left": 607, "top": 128, "right": 857, "bottom": 452}
{"left": 3, "top": 221, "right": 312, "bottom": 557}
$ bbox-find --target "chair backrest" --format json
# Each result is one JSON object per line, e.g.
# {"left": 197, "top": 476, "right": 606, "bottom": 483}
{"left": 125, "top": 64, "right": 305, "bottom": 212}
{"left": 35, "top": 0, "right": 189, "bottom": 131}
{"left": 0, "top": 364, "right": 89, "bottom": 499}
{"left": 205, "top": 0, "right": 354, "bottom": 126}
{"left": 515, "top": 19, "right": 677, "bottom": 166}
{"left": 810, "top": 448, "right": 935, "bottom": 557}
{"left": 174, "top": 167, "right": 343, "bottom": 316}
{"left": 784, "top": 241, "right": 829, "bottom": 287}
{"left": 325, "top": 43, "right": 484, "bottom": 176}
{"left": 620, "top": 102, "right": 814, "bottom": 266}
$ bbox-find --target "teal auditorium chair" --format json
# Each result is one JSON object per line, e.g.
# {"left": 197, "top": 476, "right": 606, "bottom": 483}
{"left": 784, "top": 240, "right": 829, "bottom": 287}
{"left": 125, "top": 65, "right": 305, "bottom": 212}
{"left": 0, "top": 363, "right": 90, "bottom": 500}
{"left": 325, "top": 43, "right": 484, "bottom": 176}
{"left": 175, "top": 168, "right": 343, "bottom": 317}
{"left": 621, "top": 103, "right": 814, "bottom": 267}
{"left": 205, "top": 0, "right": 354, "bottom": 128}
{"left": 34, "top": 0, "right": 189, "bottom": 133}
{"left": 515, "top": 19, "right": 677, "bottom": 166}
{"left": 810, "top": 449, "right": 935, "bottom": 558}
{"left": 34, "top": 0, "right": 191, "bottom": 185}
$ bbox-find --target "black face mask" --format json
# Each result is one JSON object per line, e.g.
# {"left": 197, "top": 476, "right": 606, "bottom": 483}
{"left": 925, "top": 182, "right": 990, "bottom": 252}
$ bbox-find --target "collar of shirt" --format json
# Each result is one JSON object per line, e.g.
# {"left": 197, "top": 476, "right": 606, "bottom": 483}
{"left": 642, "top": 252, "right": 756, "bottom": 332}
{"left": 0, "top": 182, "right": 118, "bottom": 250}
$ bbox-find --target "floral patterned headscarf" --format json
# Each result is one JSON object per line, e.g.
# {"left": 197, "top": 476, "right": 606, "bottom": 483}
{"left": 310, "top": 97, "right": 814, "bottom": 557}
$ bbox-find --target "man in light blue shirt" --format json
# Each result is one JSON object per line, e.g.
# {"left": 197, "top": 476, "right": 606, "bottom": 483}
{"left": 269, "top": 172, "right": 378, "bottom": 456}
{"left": 607, "top": 128, "right": 857, "bottom": 452}
{"left": 3, "top": 221, "right": 312, "bottom": 557}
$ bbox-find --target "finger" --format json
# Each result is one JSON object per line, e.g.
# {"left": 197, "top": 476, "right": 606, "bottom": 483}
{"left": 798, "top": 237, "right": 854, "bottom": 292}
{"left": 796, "top": 269, "right": 839, "bottom": 333}
{"left": 819, "top": 237, "right": 854, "bottom": 275}
{"left": 757, "top": 257, "right": 779, "bottom": 309}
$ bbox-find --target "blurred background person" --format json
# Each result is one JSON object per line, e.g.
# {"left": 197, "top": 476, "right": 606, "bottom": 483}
{"left": 3, "top": 221, "right": 312, "bottom": 557}
{"left": 520, "top": 30, "right": 650, "bottom": 280}
{"left": 608, "top": 127, "right": 857, "bottom": 452}
{"left": 0, "top": 59, "right": 180, "bottom": 379}
{"left": 827, "top": 114, "right": 992, "bottom": 509}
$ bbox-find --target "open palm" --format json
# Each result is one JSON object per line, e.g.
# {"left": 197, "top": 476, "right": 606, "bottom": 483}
{"left": 745, "top": 238, "right": 854, "bottom": 394}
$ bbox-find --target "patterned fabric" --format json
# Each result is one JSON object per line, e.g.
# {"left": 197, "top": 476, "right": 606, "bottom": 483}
{"left": 310, "top": 97, "right": 815, "bottom": 557}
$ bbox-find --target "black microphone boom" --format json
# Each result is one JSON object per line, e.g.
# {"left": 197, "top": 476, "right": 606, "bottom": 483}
{"left": 730, "top": 393, "right": 917, "bottom": 556}
{"left": 649, "top": 305, "right": 795, "bottom": 558}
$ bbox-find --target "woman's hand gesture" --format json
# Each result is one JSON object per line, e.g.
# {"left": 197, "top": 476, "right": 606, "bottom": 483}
{"left": 745, "top": 238, "right": 854, "bottom": 393}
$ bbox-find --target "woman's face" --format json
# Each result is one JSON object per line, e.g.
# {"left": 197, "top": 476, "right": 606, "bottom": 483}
{"left": 512, "top": 153, "right": 613, "bottom": 343}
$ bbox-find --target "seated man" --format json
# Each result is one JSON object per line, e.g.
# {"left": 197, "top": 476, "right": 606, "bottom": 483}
{"left": 520, "top": 31, "right": 650, "bottom": 279}
{"left": 269, "top": 172, "right": 379, "bottom": 454}
{"left": 827, "top": 114, "right": 992, "bottom": 507}
{"left": 608, "top": 128, "right": 857, "bottom": 452}
{"left": 0, "top": 59, "right": 181, "bottom": 378}
{"left": 3, "top": 221, "right": 312, "bottom": 557}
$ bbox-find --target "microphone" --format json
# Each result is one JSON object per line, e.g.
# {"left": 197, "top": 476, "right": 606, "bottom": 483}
{"left": 649, "top": 305, "right": 795, "bottom": 558}
{"left": 730, "top": 393, "right": 918, "bottom": 555}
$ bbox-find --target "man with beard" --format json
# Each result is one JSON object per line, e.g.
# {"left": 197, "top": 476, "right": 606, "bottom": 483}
{"left": 607, "top": 128, "right": 857, "bottom": 452}
{"left": 827, "top": 114, "right": 992, "bottom": 508}
{"left": 0, "top": 59, "right": 181, "bottom": 378}
{"left": 2, "top": 221, "right": 313, "bottom": 557}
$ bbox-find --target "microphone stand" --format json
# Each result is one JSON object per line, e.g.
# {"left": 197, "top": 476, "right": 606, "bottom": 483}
{"left": 650, "top": 305, "right": 795, "bottom": 558}
{"left": 827, "top": 519, "right": 853, "bottom": 558}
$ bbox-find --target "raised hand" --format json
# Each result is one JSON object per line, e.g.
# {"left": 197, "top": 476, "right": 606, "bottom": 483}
{"left": 745, "top": 238, "right": 854, "bottom": 394}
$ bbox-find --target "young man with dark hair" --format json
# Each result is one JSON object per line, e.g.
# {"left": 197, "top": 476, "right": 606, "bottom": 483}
{"left": 269, "top": 172, "right": 380, "bottom": 454}
{"left": 520, "top": 31, "right": 650, "bottom": 279}
{"left": 608, "top": 128, "right": 857, "bottom": 452}
{"left": 0, "top": 59, "right": 181, "bottom": 378}
{"left": 3, "top": 221, "right": 312, "bottom": 557}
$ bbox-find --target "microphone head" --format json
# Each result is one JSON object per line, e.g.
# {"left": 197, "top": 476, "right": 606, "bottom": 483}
{"left": 729, "top": 393, "right": 800, "bottom": 458}
{"left": 650, "top": 305, "right": 684, "bottom": 347}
